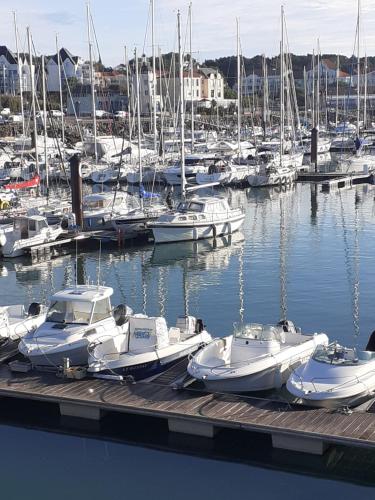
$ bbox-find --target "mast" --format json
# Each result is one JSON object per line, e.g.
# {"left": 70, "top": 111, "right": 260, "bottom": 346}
{"left": 316, "top": 41, "right": 320, "bottom": 129}
{"left": 263, "top": 55, "right": 268, "bottom": 138}
{"left": 87, "top": 2, "right": 97, "bottom": 162}
{"left": 364, "top": 53, "right": 367, "bottom": 129}
{"left": 27, "top": 27, "right": 39, "bottom": 182}
{"left": 178, "top": 10, "right": 186, "bottom": 198}
{"left": 124, "top": 46, "right": 132, "bottom": 147}
{"left": 189, "top": 2, "right": 194, "bottom": 153}
{"left": 335, "top": 54, "right": 339, "bottom": 127}
{"left": 56, "top": 35, "right": 65, "bottom": 145}
{"left": 236, "top": 18, "right": 241, "bottom": 161}
{"left": 311, "top": 50, "right": 315, "bottom": 128}
{"left": 13, "top": 12, "right": 24, "bottom": 136}
{"left": 303, "top": 66, "right": 307, "bottom": 126}
{"left": 280, "top": 7, "right": 284, "bottom": 161}
{"left": 356, "top": 0, "right": 361, "bottom": 135}
{"left": 42, "top": 55, "right": 49, "bottom": 199}
{"left": 134, "top": 48, "right": 143, "bottom": 202}
{"left": 151, "top": 0, "right": 157, "bottom": 153}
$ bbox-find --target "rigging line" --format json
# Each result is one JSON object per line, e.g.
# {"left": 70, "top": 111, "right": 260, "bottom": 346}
{"left": 279, "top": 195, "right": 287, "bottom": 321}
{"left": 90, "top": 12, "right": 102, "bottom": 63}
{"left": 142, "top": 1, "right": 152, "bottom": 56}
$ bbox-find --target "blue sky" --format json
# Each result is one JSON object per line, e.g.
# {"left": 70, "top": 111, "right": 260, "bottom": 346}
{"left": 1, "top": 0, "right": 375, "bottom": 66}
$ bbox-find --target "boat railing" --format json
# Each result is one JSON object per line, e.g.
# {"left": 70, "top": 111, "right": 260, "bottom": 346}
{"left": 295, "top": 370, "right": 375, "bottom": 394}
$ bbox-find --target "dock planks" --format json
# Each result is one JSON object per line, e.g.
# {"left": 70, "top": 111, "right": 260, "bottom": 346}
{"left": 0, "top": 364, "right": 375, "bottom": 451}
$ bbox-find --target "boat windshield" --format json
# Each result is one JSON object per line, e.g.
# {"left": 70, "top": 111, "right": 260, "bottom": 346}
{"left": 234, "top": 323, "right": 281, "bottom": 342}
{"left": 83, "top": 199, "right": 106, "bottom": 210}
{"left": 46, "top": 300, "right": 93, "bottom": 325}
{"left": 313, "top": 344, "right": 359, "bottom": 366}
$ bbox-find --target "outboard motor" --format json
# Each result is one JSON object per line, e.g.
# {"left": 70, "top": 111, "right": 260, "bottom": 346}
{"left": 28, "top": 302, "right": 41, "bottom": 317}
{"left": 277, "top": 319, "right": 296, "bottom": 333}
{"left": 113, "top": 304, "right": 130, "bottom": 326}
{"left": 195, "top": 318, "right": 204, "bottom": 334}
{"left": 366, "top": 330, "right": 375, "bottom": 352}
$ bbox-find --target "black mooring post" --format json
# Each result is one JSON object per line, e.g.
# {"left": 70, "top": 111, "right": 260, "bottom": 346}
{"left": 69, "top": 153, "right": 83, "bottom": 229}
{"left": 311, "top": 127, "right": 318, "bottom": 173}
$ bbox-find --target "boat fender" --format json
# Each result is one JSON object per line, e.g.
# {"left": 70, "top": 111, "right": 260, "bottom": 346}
{"left": 281, "top": 176, "right": 286, "bottom": 184}
{"left": 274, "top": 177, "right": 280, "bottom": 184}
{"left": 61, "top": 217, "right": 69, "bottom": 230}
{"left": 366, "top": 330, "right": 375, "bottom": 352}
{"left": 211, "top": 224, "right": 217, "bottom": 238}
{"left": 113, "top": 304, "right": 130, "bottom": 326}
{"left": 28, "top": 302, "right": 41, "bottom": 317}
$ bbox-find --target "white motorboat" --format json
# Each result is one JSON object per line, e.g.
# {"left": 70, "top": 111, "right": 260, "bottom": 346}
{"left": 187, "top": 321, "right": 329, "bottom": 392}
{"left": 247, "top": 165, "right": 297, "bottom": 187}
{"left": 83, "top": 191, "right": 138, "bottom": 229}
{"left": 162, "top": 155, "right": 216, "bottom": 185}
{"left": 149, "top": 196, "right": 245, "bottom": 244}
{"left": 91, "top": 165, "right": 128, "bottom": 184}
{"left": 0, "top": 302, "right": 47, "bottom": 342}
{"left": 287, "top": 333, "right": 375, "bottom": 408}
{"left": 19, "top": 285, "right": 133, "bottom": 368}
{"left": 195, "top": 160, "right": 235, "bottom": 186}
{"left": 88, "top": 313, "right": 212, "bottom": 380}
{"left": 0, "top": 215, "right": 64, "bottom": 258}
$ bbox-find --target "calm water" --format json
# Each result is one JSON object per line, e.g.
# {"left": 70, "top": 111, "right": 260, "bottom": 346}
{"left": 1, "top": 182, "right": 375, "bottom": 497}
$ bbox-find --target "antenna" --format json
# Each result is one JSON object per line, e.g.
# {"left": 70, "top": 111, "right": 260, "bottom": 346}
{"left": 97, "top": 239, "right": 102, "bottom": 289}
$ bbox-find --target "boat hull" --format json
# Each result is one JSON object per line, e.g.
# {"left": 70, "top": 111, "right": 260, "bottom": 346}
{"left": 151, "top": 216, "right": 244, "bottom": 244}
{"left": 20, "top": 340, "right": 90, "bottom": 368}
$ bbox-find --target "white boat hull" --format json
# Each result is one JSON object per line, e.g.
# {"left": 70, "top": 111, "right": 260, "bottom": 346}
{"left": 151, "top": 216, "right": 244, "bottom": 244}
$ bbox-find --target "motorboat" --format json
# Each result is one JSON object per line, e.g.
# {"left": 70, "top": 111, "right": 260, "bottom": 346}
{"left": 88, "top": 313, "right": 212, "bottom": 380}
{"left": 149, "top": 196, "right": 245, "bottom": 244}
{"left": 162, "top": 154, "right": 217, "bottom": 186}
{"left": 18, "top": 285, "right": 133, "bottom": 367}
{"left": 287, "top": 333, "right": 375, "bottom": 408}
{"left": 83, "top": 191, "right": 138, "bottom": 230}
{"left": 0, "top": 215, "right": 64, "bottom": 258}
{"left": 247, "top": 164, "right": 297, "bottom": 187}
{"left": 187, "top": 321, "right": 329, "bottom": 392}
{"left": 0, "top": 302, "right": 47, "bottom": 342}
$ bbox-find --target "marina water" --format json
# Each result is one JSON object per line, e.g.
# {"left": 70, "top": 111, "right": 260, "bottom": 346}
{"left": 1, "top": 183, "right": 375, "bottom": 497}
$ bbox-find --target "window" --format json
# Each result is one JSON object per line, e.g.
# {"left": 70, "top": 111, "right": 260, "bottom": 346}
{"left": 28, "top": 219, "right": 36, "bottom": 231}
{"left": 178, "top": 216, "right": 187, "bottom": 221}
{"left": 91, "top": 299, "right": 111, "bottom": 322}
{"left": 46, "top": 300, "right": 93, "bottom": 325}
{"left": 196, "top": 90, "right": 199, "bottom": 97}
{"left": 188, "top": 202, "right": 203, "bottom": 212}
{"left": 211, "top": 90, "right": 214, "bottom": 98}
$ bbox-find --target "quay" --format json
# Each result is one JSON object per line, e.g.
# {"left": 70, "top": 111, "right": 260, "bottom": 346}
{"left": 0, "top": 360, "right": 375, "bottom": 456}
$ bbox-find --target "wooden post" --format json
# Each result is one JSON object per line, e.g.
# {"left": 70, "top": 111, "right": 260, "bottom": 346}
{"left": 69, "top": 154, "right": 83, "bottom": 228}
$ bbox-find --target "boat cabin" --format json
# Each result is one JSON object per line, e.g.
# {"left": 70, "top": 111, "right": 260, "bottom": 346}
{"left": 176, "top": 197, "right": 230, "bottom": 215}
{"left": 14, "top": 216, "right": 49, "bottom": 239}
{"left": 46, "top": 285, "right": 113, "bottom": 326}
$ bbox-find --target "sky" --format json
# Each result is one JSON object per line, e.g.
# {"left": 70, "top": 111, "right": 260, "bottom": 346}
{"left": 1, "top": 0, "right": 375, "bottom": 66}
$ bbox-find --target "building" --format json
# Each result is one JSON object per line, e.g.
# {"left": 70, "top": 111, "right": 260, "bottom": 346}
{"left": 66, "top": 86, "right": 128, "bottom": 116}
{"left": 46, "top": 48, "right": 85, "bottom": 92}
{"left": 0, "top": 45, "right": 34, "bottom": 94}
{"left": 199, "top": 67, "right": 224, "bottom": 100}
{"left": 306, "top": 59, "right": 350, "bottom": 92}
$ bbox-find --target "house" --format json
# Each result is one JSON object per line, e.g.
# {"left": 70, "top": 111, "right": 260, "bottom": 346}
{"left": 199, "top": 67, "right": 224, "bottom": 100}
{"left": 0, "top": 45, "right": 34, "bottom": 94}
{"left": 66, "top": 85, "right": 128, "bottom": 116}
{"left": 46, "top": 48, "right": 85, "bottom": 92}
{"left": 306, "top": 58, "right": 350, "bottom": 93}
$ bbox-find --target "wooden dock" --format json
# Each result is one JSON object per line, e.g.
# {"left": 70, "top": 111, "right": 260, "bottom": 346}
{"left": 0, "top": 363, "right": 375, "bottom": 456}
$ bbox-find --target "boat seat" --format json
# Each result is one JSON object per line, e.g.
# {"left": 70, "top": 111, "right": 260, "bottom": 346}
{"left": 169, "top": 327, "right": 181, "bottom": 344}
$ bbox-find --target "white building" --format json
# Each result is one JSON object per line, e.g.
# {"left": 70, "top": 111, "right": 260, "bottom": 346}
{"left": 0, "top": 45, "right": 33, "bottom": 94}
{"left": 306, "top": 58, "right": 350, "bottom": 93}
{"left": 46, "top": 48, "right": 84, "bottom": 92}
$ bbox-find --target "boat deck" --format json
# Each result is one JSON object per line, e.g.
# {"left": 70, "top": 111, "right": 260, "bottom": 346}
{"left": 0, "top": 362, "right": 375, "bottom": 455}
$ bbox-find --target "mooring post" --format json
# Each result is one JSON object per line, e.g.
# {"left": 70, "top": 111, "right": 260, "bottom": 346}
{"left": 311, "top": 127, "right": 318, "bottom": 173}
{"left": 69, "top": 153, "right": 83, "bottom": 229}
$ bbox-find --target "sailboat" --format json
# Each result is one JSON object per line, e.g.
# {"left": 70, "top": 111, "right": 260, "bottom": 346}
{"left": 248, "top": 8, "right": 302, "bottom": 187}
{"left": 150, "top": 12, "right": 244, "bottom": 244}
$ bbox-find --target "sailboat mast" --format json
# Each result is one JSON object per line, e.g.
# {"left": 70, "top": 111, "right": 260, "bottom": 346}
{"left": 316, "top": 41, "right": 320, "bottom": 129}
{"left": 336, "top": 54, "right": 339, "bottom": 128}
{"left": 56, "top": 35, "right": 65, "bottom": 145}
{"left": 280, "top": 7, "right": 285, "bottom": 160}
{"left": 87, "top": 2, "right": 97, "bottom": 162}
{"left": 189, "top": 3, "right": 194, "bottom": 153}
{"left": 42, "top": 55, "right": 49, "bottom": 199}
{"left": 134, "top": 48, "right": 143, "bottom": 193}
{"left": 27, "top": 27, "right": 39, "bottom": 181}
{"left": 124, "top": 46, "right": 132, "bottom": 146}
{"left": 303, "top": 66, "right": 307, "bottom": 126}
{"left": 236, "top": 18, "right": 241, "bottom": 161}
{"left": 13, "top": 12, "right": 24, "bottom": 136}
{"left": 364, "top": 53, "right": 367, "bottom": 128}
{"left": 178, "top": 10, "right": 186, "bottom": 198}
{"left": 357, "top": 0, "right": 360, "bottom": 136}
{"left": 151, "top": 0, "right": 157, "bottom": 153}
